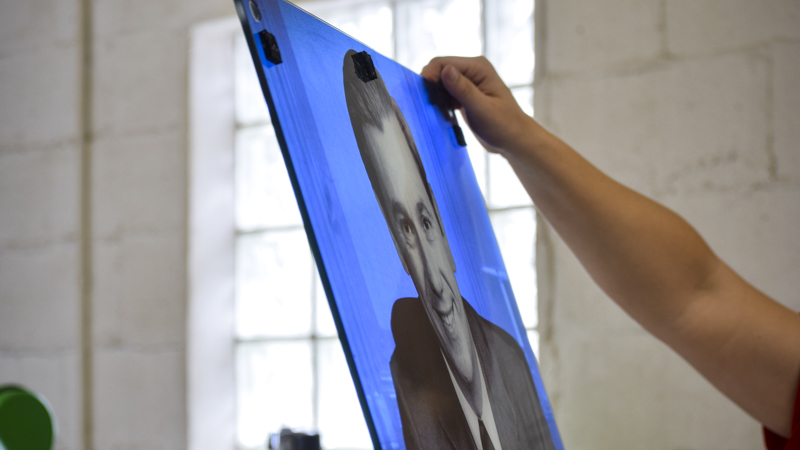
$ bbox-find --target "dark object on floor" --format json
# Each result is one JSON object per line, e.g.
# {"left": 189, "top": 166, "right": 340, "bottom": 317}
{"left": 269, "top": 428, "right": 321, "bottom": 450}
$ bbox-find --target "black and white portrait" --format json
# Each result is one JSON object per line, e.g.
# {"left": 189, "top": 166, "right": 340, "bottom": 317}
{"left": 342, "top": 49, "right": 556, "bottom": 450}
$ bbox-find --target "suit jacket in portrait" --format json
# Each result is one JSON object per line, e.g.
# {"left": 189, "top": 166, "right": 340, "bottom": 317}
{"left": 390, "top": 297, "right": 556, "bottom": 450}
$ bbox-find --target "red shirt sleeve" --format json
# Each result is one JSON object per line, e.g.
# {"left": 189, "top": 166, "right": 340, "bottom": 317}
{"left": 764, "top": 376, "right": 800, "bottom": 450}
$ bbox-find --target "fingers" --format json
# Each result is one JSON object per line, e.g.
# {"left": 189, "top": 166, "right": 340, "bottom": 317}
{"left": 420, "top": 55, "right": 528, "bottom": 154}
{"left": 440, "top": 64, "right": 481, "bottom": 110}
{"left": 422, "top": 56, "right": 488, "bottom": 82}
{"left": 423, "top": 56, "right": 507, "bottom": 94}
{"left": 419, "top": 58, "right": 446, "bottom": 81}
{"left": 420, "top": 56, "right": 464, "bottom": 81}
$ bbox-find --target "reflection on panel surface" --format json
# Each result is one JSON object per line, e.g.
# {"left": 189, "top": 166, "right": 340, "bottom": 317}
{"left": 236, "top": 35, "right": 271, "bottom": 125}
{"left": 490, "top": 208, "right": 538, "bottom": 328}
{"left": 395, "top": 0, "right": 482, "bottom": 72}
{"left": 235, "top": 125, "right": 303, "bottom": 231}
{"left": 236, "top": 230, "right": 313, "bottom": 339}
{"left": 305, "top": 1, "right": 395, "bottom": 58}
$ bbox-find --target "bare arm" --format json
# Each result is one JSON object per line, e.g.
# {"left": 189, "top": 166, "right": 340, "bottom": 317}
{"left": 421, "top": 56, "right": 800, "bottom": 437}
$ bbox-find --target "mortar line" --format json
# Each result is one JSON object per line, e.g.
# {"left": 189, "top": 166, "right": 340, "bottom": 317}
{"left": 79, "top": 0, "right": 94, "bottom": 447}
{"left": 765, "top": 44, "right": 777, "bottom": 181}
{"left": 658, "top": 0, "right": 668, "bottom": 58}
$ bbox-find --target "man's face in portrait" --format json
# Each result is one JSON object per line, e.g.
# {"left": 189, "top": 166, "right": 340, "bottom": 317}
{"left": 364, "top": 113, "right": 475, "bottom": 379}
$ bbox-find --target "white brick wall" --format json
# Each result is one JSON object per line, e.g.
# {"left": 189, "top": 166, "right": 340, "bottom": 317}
{"left": 537, "top": 1, "right": 800, "bottom": 449}
{"left": 546, "top": 0, "right": 662, "bottom": 74}
{"left": 773, "top": 42, "right": 800, "bottom": 180}
{"left": 0, "top": 0, "right": 229, "bottom": 448}
{"left": 0, "top": 0, "right": 83, "bottom": 449}
{"left": 89, "top": 0, "right": 230, "bottom": 447}
{"left": 665, "top": 0, "right": 800, "bottom": 57}
{"left": 93, "top": 349, "right": 186, "bottom": 449}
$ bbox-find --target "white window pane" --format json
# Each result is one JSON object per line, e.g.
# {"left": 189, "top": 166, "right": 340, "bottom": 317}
{"left": 237, "top": 341, "right": 314, "bottom": 448}
{"left": 527, "top": 329, "right": 540, "bottom": 361}
{"left": 511, "top": 86, "right": 534, "bottom": 117}
{"left": 490, "top": 208, "right": 537, "bottom": 328}
{"left": 236, "top": 230, "right": 313, "bottom": 338}
{"left": 487, "top": 152, "right": 532, "bottom": 208}
{"left": 487, "top": 87, "right": 532, "bottom": 210}
{"left": 485, "top": 0, "right": 534, "bottom": 86}
{"left": 396, "top": 0, "right": 482, "bottom": 73}
{"left": 235, "top": 125, "right": 303, "bottom": 231}
{"left": 314, "top": 267, "right": 339, "bottom": 338}
{"left": 317, "top": 339, "right": 372, "bottom": 450}
{"left": 306, "top": 1, "right": 395, "bottom": 58}
{"left": 235, "top": 34, "right": 271, "bottom": 125}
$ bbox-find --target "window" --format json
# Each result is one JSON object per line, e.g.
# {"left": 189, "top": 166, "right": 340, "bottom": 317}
{"left": 232, "top": 1, "right": 536, "bottom": 448}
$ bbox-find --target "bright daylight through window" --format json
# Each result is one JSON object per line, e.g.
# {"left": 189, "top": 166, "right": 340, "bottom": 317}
{"left": 233, "top": 0, "right": 536, "bottom": 448}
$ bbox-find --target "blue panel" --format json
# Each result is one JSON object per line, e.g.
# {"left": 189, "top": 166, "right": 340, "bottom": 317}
{"left": 234, "top": 1, "right": 563, "bottom": 449}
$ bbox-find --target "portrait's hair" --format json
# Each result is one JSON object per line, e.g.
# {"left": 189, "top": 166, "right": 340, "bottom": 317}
{"left": 342, "top": 49, "right": 440, "bottom": 233}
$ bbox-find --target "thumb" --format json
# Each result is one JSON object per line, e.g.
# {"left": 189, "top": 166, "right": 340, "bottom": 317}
{"left": 441, "top": 65, "right": 481, "bottom": 110}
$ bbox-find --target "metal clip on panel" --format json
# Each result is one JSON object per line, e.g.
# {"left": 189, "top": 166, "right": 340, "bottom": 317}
{"left": 259, "top": 30, "right": 282, "bottom": 65}
{"left": 352, "top": 51, "right": 377, "bottom": 83}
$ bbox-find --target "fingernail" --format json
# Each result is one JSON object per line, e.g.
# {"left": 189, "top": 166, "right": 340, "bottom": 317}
{"left": 443, "top": 65, "right": 457, "bottom": 83}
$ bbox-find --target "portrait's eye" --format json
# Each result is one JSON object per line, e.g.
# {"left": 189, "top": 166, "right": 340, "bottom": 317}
{"left": 398, "top": 218, "right": 415, "bottom": 241}
{"left": 422, "top": 217, "right": 432, "bottom": 231}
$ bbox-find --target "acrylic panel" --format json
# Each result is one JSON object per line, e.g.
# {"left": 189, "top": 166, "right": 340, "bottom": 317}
{"left": 234, "top": 1, "right": 563, "bottom": 448}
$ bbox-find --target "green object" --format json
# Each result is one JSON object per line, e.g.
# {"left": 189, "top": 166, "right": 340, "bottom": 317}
{"left": 0, "top": 386, "right": 54, "bottom": 450}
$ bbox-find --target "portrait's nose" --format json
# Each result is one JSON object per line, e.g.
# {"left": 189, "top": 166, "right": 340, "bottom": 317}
{"left": 421, "top": 239, "right": 445, "bottom": 300}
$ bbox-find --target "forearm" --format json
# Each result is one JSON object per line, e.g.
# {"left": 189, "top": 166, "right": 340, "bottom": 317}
{"left": 504, "top": 118, "right": 800, "bottom": 435}
{"left": 503, "top": 118, "right": 719, "bottom": 335}
{"left": 425, "top": 56, "right": 800, "bottom": 434}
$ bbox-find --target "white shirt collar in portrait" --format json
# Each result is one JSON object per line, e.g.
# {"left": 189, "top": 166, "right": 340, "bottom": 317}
{"left": 443, "top": 352, "right": 503, "bottom": 450}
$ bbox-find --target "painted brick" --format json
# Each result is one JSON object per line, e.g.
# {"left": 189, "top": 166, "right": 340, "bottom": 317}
{"left": 0, "top": 243, "right": 80, "bottom": 351}
{"left": 666, "top": 0, "right": 800, "bottom": 57}
{"left": 547, "top": 52, "right": 770, "bottom": 199}
{"left": 92, "top": 131, "right": 184, "bottom": 239}
{"left": 92, "top": 29, "right": 186, "bottom": 136}
{"left": 549, "top": 233, "right": 645, "bottom": 337}
{"left": 93, "top": 349, "right": 185, "bottom": 450}
{"left": 0, "top": 146, "right": 80, "bottom": 248}
{"left": 546, "top": 0, "right": 662, "bottom": 74}
{"left": 553, "top": 334, "right": 761, "bottom": 450}
{"left": 0, "top": 352, "right": 82, "bottom": 450}
{"left": 665, "top": 185, "right": 800, "bottom": 312}
{"left": 773, "top": 42, "right": 800, "bottom": 180}
{"left": 0, "top": 45, "right": 80, "bottom": 148}
{"left": 93, "top": 234, "right": 185, "bottom": 347}
{"left": 93, "top": 0, "right": 232, "bottom": 38}
{"left": 0, "top": 0, "right": 78, "bottom": 57}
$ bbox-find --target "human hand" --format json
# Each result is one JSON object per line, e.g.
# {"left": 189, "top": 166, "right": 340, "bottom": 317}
{"left": 421, "top": 56, "right": 533, "bottom": 155}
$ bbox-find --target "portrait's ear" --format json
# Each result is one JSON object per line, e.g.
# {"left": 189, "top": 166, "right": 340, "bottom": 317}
{"left": 373, "top": 206, "right": 413, "bottom": 276}
{"left": 388, "top": 228, "right": 411, "bottom": 275}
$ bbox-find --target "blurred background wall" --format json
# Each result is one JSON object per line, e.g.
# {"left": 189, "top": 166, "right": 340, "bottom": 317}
{"left": 0, "top": 0, "right": 231, "bottom": 448}
{"left": 0, "top": 0, "right": 797, "bottom": 449}
{"left": 535, "top": 1, "right": 800, "bottom": 448}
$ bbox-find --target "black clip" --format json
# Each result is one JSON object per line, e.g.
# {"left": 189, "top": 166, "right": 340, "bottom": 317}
{"left": 452, "top": 124, "right": 467, "bottom": 147}
{"left": 259, "top": 30, "right": 282, "bottom": 65}
{"left": 352, "top": 51, "right": 377, "bottom": 83}
{"left": 423, "top": 79, "right": 466, "bottom": 147}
